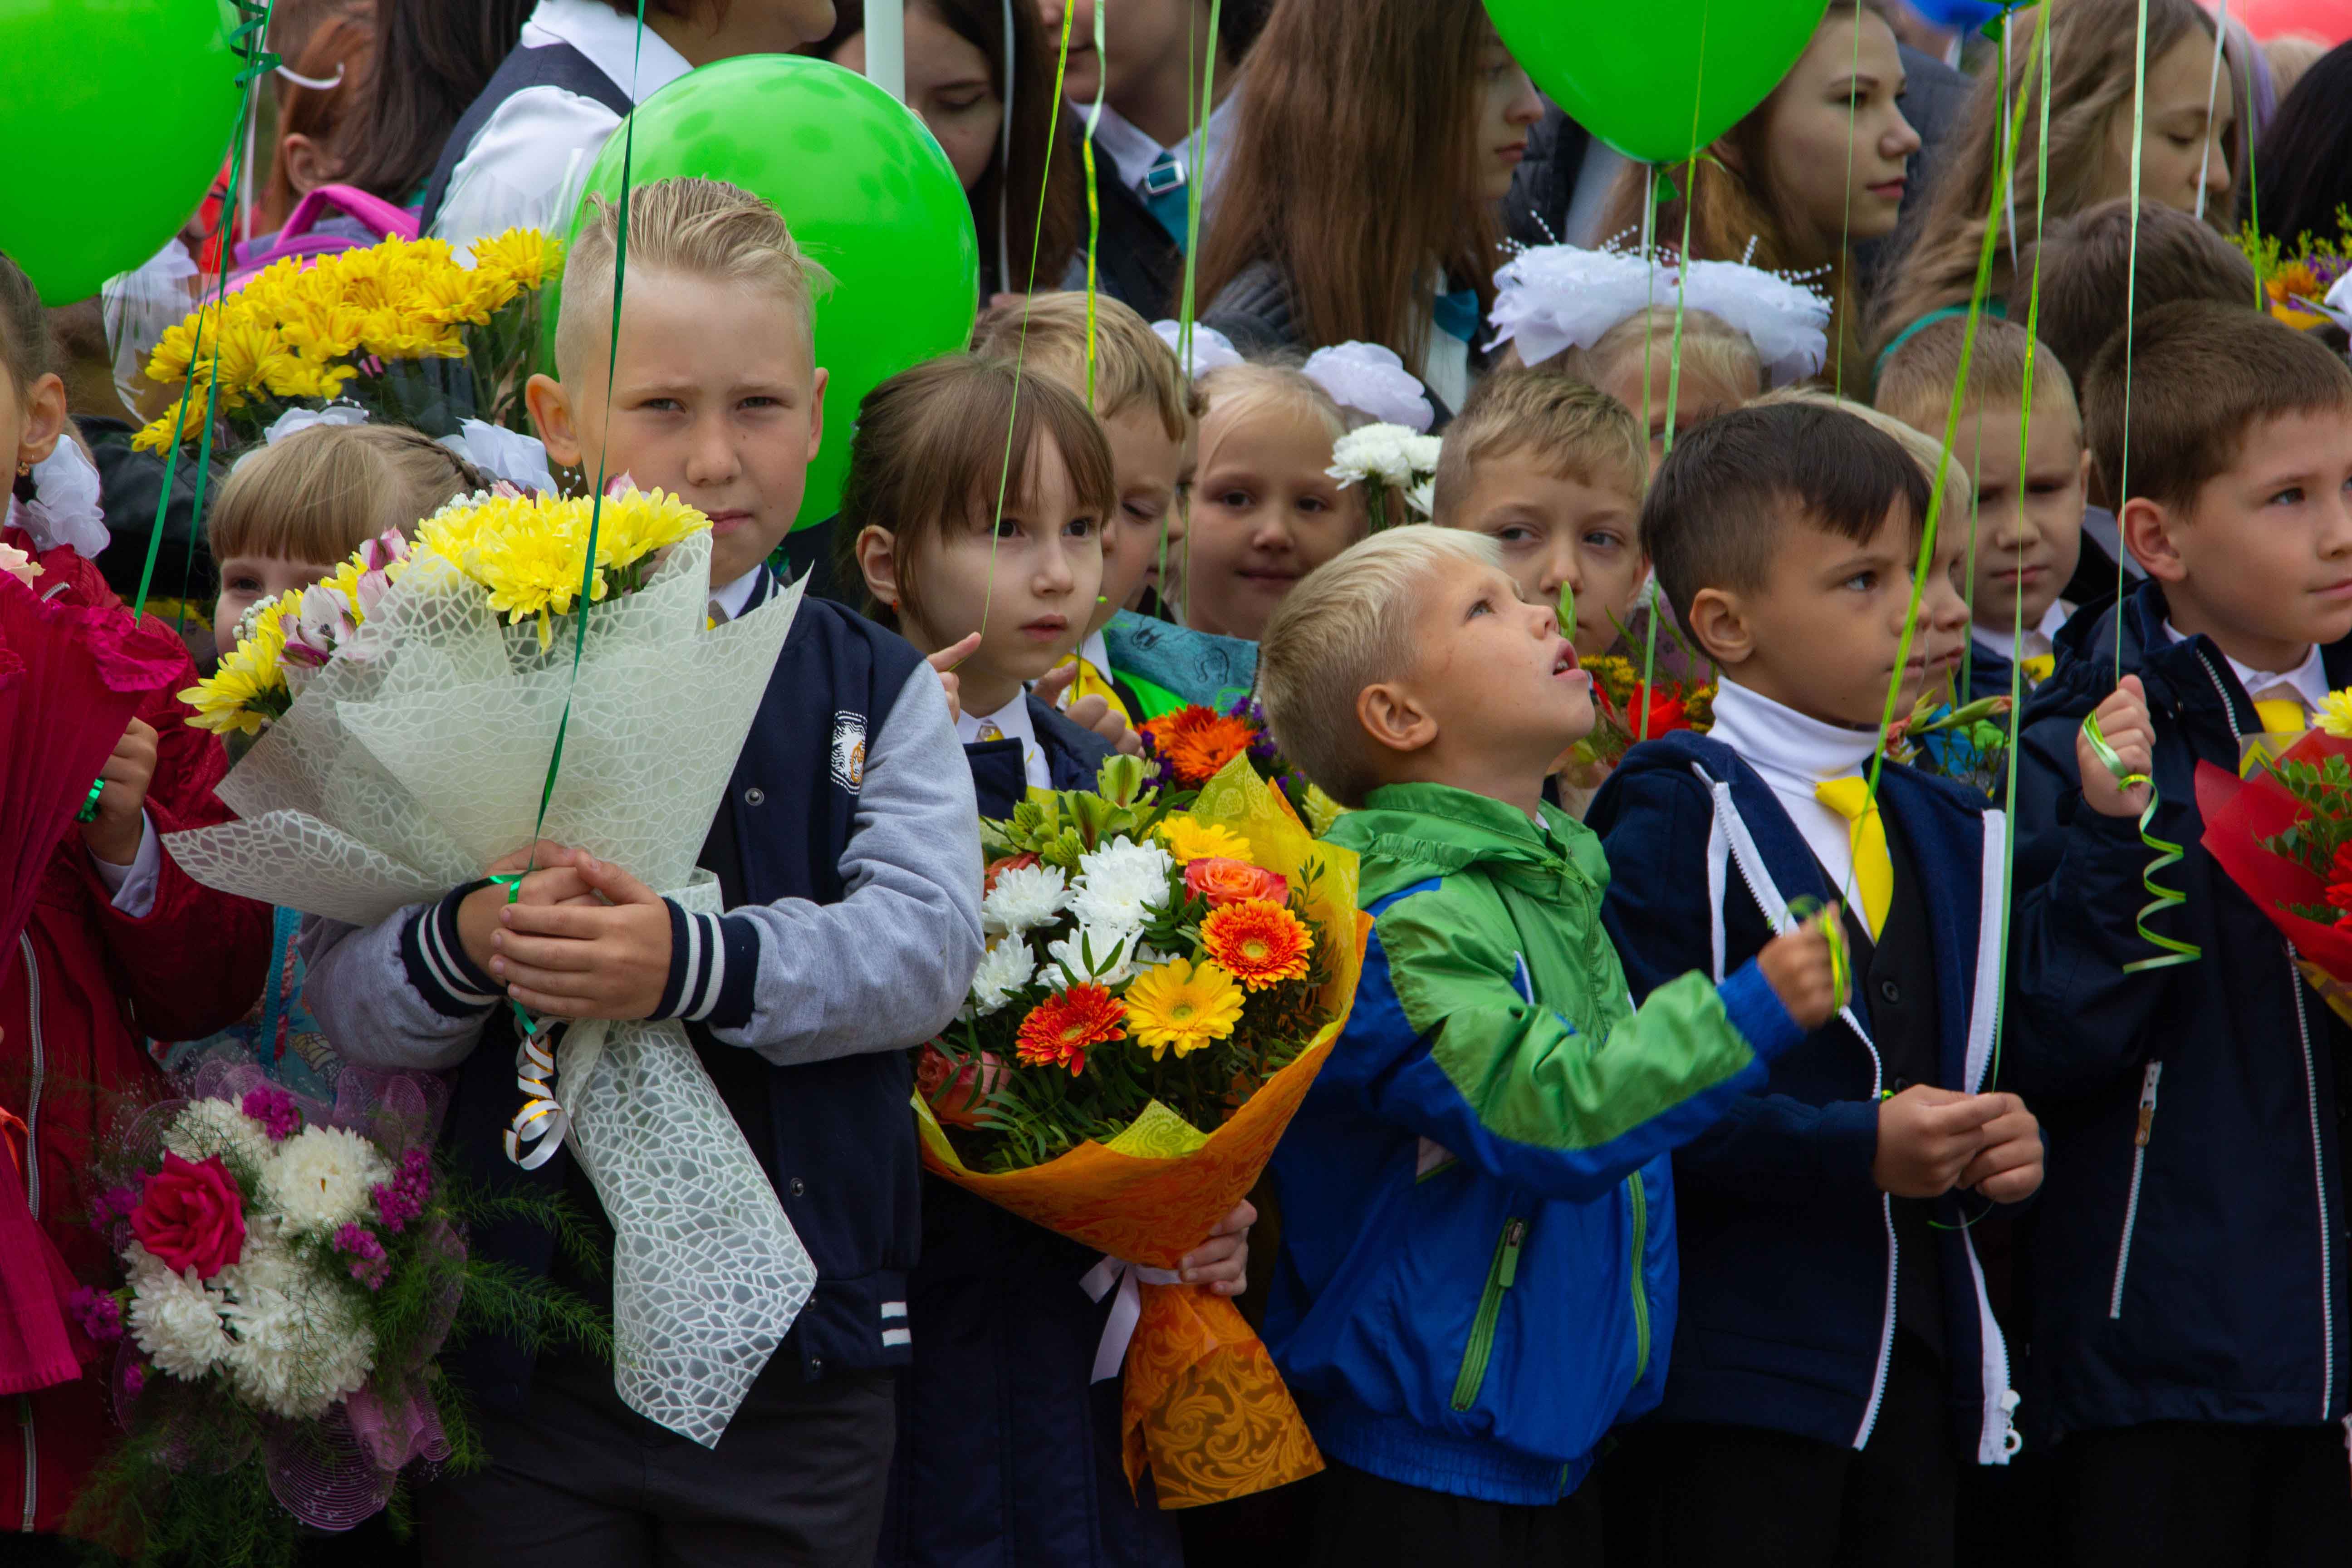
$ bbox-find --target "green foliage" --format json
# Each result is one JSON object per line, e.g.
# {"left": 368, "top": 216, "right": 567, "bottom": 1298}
{"left": 2257, "top": 753, "right": 2352, "bottom": 880}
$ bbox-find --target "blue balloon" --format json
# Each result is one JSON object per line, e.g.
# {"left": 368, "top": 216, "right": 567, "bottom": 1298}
{"left": 1904, "top": 0, "right": 2012, "bottom": 28}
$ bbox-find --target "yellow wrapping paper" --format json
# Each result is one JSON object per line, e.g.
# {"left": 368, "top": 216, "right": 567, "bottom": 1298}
{"left": 916, "top": 757, "right": 1372, "bottom": 1507}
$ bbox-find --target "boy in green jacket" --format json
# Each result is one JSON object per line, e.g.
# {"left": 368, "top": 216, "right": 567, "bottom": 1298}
{"left": 1254, "top": 527, "right": 1840, "bottom": 1565}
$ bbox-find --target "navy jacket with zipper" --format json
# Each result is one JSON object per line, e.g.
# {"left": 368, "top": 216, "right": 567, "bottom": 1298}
{"left": 2006, "top": 580, "right": 2352, "bottom": 1442}
{"left": 1589, "top": 732, "right": 2024, "bottom": 1465}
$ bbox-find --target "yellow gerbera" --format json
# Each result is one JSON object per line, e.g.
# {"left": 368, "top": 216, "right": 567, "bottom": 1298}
{"left": 2318, "top": 688, "right": 2352, "bottom": 740}
{"left": 1122, "top": 958, "right": 1246, "bottom": 1059}
{"left": 1157, "top": 814, "right": 1252, "bottom": 864}
{"left": 180, "top": 592, "right": 298, "bottom": 735}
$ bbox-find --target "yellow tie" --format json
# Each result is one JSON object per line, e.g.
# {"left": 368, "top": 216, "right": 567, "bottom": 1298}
{"left": 1052, "top": 653, "right": 1133, "bottom": 726}
{"left": 2250, "top": 681, "right": 2308, "bottom": 738}
{"left": 1815, "top": 777, "right": 1892, "bottom": 942}
{"left": 976, "top": 721, "right": 1004, "bottom": 743}
{"left": 2019, "top": 654, "right": 2055, "bottom": 686}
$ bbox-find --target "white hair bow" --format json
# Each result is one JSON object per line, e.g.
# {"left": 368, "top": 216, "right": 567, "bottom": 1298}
{"left": 1302, "top": 342, "right": 1435, "bottom": 432}
{"left": 18, "top": 437, "right": 110, "bottom": 559}
{"left": 1487, "top": 241, "right": 1831, "bottom": 388}
{"left": 1150, "top": 319, "right": 1244, "bottom": 377}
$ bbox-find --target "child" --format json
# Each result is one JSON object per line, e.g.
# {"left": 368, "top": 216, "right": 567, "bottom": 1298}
{"left": 1253, "top": 525, "right": 1838, "bottom": 1566}
{"left": 301, "top": 177, "right": 985, "bottom": 1564}
{"left": 1876, "top": 316, "right": 2090, "bottom": 701}
{"left": 1587, "top": 401, "right": 2047, "bottom": 1568}
{"left": 1182, "top": 361, "right": 1362, "bottom": 642}
{"left": 2007, "top": 301, "right": 2352, "bottom": 1559}
{"left": 1587, "top": 308, "right": 1765, "bottom": 476}
{"left": 841, "top": 352, "right": 1119, "bottom": 819}
{"left": 0, "top": 250, "right": 272, "bottom": 1544}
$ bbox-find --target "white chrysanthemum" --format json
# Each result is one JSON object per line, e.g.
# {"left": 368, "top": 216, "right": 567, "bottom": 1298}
{"left": 164, "top": 1098, "right": 272, "bottom": 1175}
{"left": 218, "top": 1264, "right": 376, "bottom": 1419}
{"left": 1326, "top": 425, "right": 1441, "bottom": 490}
{"left": 982, "top": 863, "right": 1070, "bottom": 936}
{"left": 261, "top": 1124, "right": 392, "bottom": 1234}
{"left": 1044, "top": 924, "right": 1158, "bottom": 990}
{"left": 125, "top": 1244, "right": 232, "bottom": 1382}
{"left": 1073, "top": 837, "right": 1173, "bottom": 927}
{"left": 966, "top": 938, "right": 1038, "bottom": 1018}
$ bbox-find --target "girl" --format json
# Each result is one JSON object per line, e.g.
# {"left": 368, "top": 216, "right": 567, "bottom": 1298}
{"left": 175, "top": 421, "right": 501, "bottom": 1099}
{"left": 1872, "top": 0, "right": 2239, "bottom": 368}
{"left": 258, "top": 7, "right": 378, "bottom": 234}
{"left": 838, "top": 353, "right": 1250, "bottom": 1567}
{"left": 815, "top": 0, "right": 1086, "bottom": 300}
{"left": 1196, "top": 0, "right": 1543, "bottom": 411}
{"left": 1581, "top": 308, "right": 1765, "bottom": 476}
{"left": 1180, "top": 362, "right": 1362, "bottom": 642}
{"left": 2253, "top": 39, "right": 2352, "bottom": 253}
{"left": 0, "top": 250, "right": 273, "bottom": 1547}
{"left": 1597, "top": 0, "right": 1920, "bottom": 396}
{"left": 335, "top": 0, "right": 532, "bottom": 207}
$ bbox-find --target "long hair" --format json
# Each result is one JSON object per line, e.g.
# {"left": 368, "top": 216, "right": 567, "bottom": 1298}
{"left": 808, "top": 0, "right": 1084, "bottom": 297}
{"left": 1870, "top": 0, "right": 2230, "bottom": 359}
{"left": 1195, "top": 0, "right": 1504, "bottom": 375}
{"left": 263, "top": 13, "right": 377, "bottom": 230}
{"left": 2253, "top": 39, "right": 2352, "bottom": 247}
{"left": 334, "top": 0, "right": 534, "bottom": 203}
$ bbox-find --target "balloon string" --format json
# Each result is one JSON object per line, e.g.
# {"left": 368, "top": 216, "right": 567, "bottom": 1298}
{"left": 2079, "top": 711, "right": 2201, "bottom": 972}
{"left": 2115, "top": 0, "right": 2149, "bottom": 687}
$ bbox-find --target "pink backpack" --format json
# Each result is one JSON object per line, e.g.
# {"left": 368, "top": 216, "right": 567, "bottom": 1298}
{"left": 228, "top": 184, "right": 421, "bottom": 287}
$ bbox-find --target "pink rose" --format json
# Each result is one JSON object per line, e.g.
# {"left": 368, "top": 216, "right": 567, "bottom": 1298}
{"left": 129, "top": 1152, "right": 246, "bottom": 1280}
{"left": 915, "top": 1044, "right": 1002, "bottom": 1129}
{"left": 1184, "top": 857, "right": 1289, "bottom": 909}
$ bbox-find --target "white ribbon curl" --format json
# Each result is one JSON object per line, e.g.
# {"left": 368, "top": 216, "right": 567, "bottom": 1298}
{"left": 1081, "top": 1253, "right": 1183, "bottom": 1384}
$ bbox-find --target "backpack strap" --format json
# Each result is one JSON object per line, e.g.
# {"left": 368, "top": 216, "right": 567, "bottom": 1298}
{"left": 275, "top": 183, "right": 420, "bottom": 245}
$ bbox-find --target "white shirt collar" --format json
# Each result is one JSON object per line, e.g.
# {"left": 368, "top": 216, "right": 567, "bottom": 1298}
{"left": 1079, "top": 627, "right": 1112, "bottom": 678}
{"left": 1090, "top": 97, "right": 1238, "bottom": 203}
{"left": 521, "top": 0, "right": 694, "bottom": 103}
{"left": 1971, "top": 600, "right": 2071, "bottom": 662}
{"left": 957, "top": 690, "right": 1052, "bottom": 791}
{"left": 708, "top": 564, "right": 764, "bottom": 623}
{"left": 2164, "top": 620, "right": 2330, "bottom": 716}
{"left": 1705, "top": 679, "right": 1884, "bottom": 897}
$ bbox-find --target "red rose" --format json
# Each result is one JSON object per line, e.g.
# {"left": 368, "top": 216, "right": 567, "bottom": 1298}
{"left": 915, "top": 1044, "right": 1002, "bottom": 1129}
{"left": 1184, "top": 857, "right": 1289, "bottom": 909}
{"left": 984, "top": 853, "right": 1040, "bottom": 894}
{"left": 130, "top": 1152, "right": 246, "bottom": 1280}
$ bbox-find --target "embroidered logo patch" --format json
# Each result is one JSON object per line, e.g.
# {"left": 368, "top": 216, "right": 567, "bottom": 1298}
{"left": 831, "top": 711, "right": 867, "bottom": 792}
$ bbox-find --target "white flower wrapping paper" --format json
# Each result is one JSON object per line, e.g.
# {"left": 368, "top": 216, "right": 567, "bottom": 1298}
{"left": 166, "top": 529, "right": 814, "bottom": 1448}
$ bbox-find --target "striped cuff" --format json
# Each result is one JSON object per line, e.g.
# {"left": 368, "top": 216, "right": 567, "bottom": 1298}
{"left": 401, "top": 880, "right": 502, "bottom": 1018}
{"left": 652, "top": 900, "right": 760, "bottom": 1029}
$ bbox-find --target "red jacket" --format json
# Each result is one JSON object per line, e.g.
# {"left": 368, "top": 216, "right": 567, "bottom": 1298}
{"left": 0, "top": 530, "right": 270, "bottom": 1539}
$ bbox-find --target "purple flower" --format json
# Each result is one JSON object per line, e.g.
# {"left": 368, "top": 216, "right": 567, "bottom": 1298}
{"left": 334, "top": 1222, "right": 392, "bottom": 1291}
{"left": 68, "top": 1287, "right": 123, "bottom": 1344}
{"left": 370, "top": 1147, "right": 433, "bottom": 1233}
{"left": 122, "top": 1362, "right": 146, "bottom": 1397}
{"left": 240, "top": 1086, "right": 302, "bottom": 1142}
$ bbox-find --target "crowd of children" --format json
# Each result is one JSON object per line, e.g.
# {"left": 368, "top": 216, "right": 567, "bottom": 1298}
{"left": 8, "top": 1, "right": 2352, "bottom": 1565}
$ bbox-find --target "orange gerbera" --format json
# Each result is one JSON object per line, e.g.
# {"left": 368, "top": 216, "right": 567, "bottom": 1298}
{"left": 1014, "top": 983, "right": 1126, "bottom": 1074}
{"left": 1142, "top": 705, "right": 1261, "bottom": 786}
{"left": 1200, "top": 900, "right": 1314, "bottom": 990}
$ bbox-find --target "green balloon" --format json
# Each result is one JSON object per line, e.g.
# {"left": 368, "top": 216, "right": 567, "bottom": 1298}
{"left": 568, "top": 55, "right": 979, "bottom": 530}
{"left": 1486, "top": 0, "right": 1832, "bottom": 165}
{"left": 0, "top": 0, "right": 243, "bottom": 304}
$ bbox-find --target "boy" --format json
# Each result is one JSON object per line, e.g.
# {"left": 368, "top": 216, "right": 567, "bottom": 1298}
{"left": 1876, "top": 315, "right": 2091, "bottom": 700}
{"left": 1586, "top": 401, "right": 2047, "bottom": 1568}
{"left": 300, "top": 178, "right": 985, "bottom": 1563}
{"left": 1254, "top": 526, "right": 1842, "bottom": 1564}
{"left": 2008, "top": 301, "right": 2352, "bottom": 1560}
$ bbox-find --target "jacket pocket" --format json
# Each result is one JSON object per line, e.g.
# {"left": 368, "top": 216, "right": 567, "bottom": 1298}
{"left": 1452, "top": 1216, "right": 1527, "bottom": 1412}
{"left": 2107, "top": 1060, "right": 2162, "bottom": 1320}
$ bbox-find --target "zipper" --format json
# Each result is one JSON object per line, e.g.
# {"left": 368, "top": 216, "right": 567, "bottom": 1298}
{"left": 2107, "top": 1061, "right": 2163, "bottom": 1318}
{"left": 1451, "top": 1217, "right": 1525, "bottom": 1412}
{"left": 2195, "top": 649, "right": 2337, "bottom": 1415}
{"left": 16, "top": 933, "right": 39, "bottom": 1533}
{"left": 1626, "top": 1176, "right": 1651, "bottom": 1381}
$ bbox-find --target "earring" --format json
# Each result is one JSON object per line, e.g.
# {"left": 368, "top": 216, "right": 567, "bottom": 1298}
{"left": 14, "top": 461, "right": 28, "bottom": 476}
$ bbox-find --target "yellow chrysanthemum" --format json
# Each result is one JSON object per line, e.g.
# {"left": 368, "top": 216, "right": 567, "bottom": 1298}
{"left": 180, "top": 592, "right": 298, "bottom": 735}
{"left": 417, "top": 487, "right": 711, "bottom": 647}
{"left": 130, "top": 392, "right": 214, "bottom": 455}
{"left": 469, "top": 228, "right": 563, "bottom": 292}
{"left": 1157, "top": 815, "right": 1253, "bottom": 864}
{"left": 591, "top": 486, "right": 707, "bottom": 571}
{"left": 1122, "top": 958, "right": 1246, "bottom": 1059}
{"left": 2318, "top": 689, "right": 2352, "bottom": 740}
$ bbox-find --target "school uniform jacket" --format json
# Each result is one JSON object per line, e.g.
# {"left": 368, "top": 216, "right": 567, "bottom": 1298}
{"left": 1588, "top": 733, "right": 2024, "bottom": 1465}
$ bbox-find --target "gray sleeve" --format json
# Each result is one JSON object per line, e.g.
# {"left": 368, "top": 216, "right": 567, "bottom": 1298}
{"left": 297, "top": 901, "right": 499, "bottom": 1073}
{"left": 701, "top": 662, "right": 985, "bottom": 1065}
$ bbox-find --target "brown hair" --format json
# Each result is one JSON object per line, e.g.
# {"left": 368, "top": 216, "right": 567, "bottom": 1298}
{"left": 1873, "top": 314, "right": 2081, "bottom": 442}
{"left": 834, "top": 354, "right": 1118, "bottom": 626}
{"left": 2019, "top": 199, "right": 2258, "bottom": 387}
{"left": 1431, "top": 368, "right": 1645, "bottom": 521}
{"left": 0, "top": 250, "right": 51, "bottom": 397}
{"left": 1871, "top": 0, "right": 2234, "bottom": 361}
{"left": 970, "top": 290, "right": 1200, "bottom": 439}
{"left": 1195, "top": 0, "right": 1505, "bottom": 375}
{"left": 1579, "top": 306, "right": 1766, "bottom": 410}
{"left": 263, "top": 11, "right": 377, "bottom": 232}
{"left": 209, "top": 422, "right": 494, "bottom": 564}
{"left": 2080, "top": 299, "right": 2352, "bottom": 514}
{"left": 334, "top": 0, "right": 534, "bottom": 203}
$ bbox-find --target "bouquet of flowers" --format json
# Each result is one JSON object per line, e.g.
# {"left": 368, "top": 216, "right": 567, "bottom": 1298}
{"left": 163, "top": 487, "right": 813, "bottom": 1448}
{"left": 1137, "top": 696, "right": 1344, "bottom": 833}
{"left": 2236, "top": 209, "right": 2352, "bottom": 333}
{"left": 917, "top": 753, "right": 1370, "bottom": 1508}
{"left": 1326, "top": 422, "right": 1441, "bottom": 533}
{"left": 1573, "top": 652, "right": 1718, "bottom": 769}
{"left": 131, "top": 229, "right": 560, "bottom": 453}
{"left": 68, "top": 1055, "right": 607, "bottom": 1564}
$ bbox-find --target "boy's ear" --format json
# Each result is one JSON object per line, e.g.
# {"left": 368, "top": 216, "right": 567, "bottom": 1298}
{"left": 854, "top": 524, "right": 902, "bottom": 612}
{"left": 15, "top": 372, "right": 68, "bottom": 468}
{"left": 1357, "top": 680, "right": 1438, "bottom": 757}
{"left": 805, "top": 367, "right": 828, "bottom": 464}
{"left": 2073, "top": 446, "right": 2093, "bottom": 499}
{"left": 1684, "top": 587, "right": 1753, "bottom": 667}
{"left": 525, "top": 373, "right": 582, "bottom": 469}
{"left": 2120, "top": 496, "right": 2185, "bottom": 582}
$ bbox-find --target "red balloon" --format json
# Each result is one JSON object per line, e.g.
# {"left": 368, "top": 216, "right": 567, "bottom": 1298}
{"left": 2217, "top": 0, "right": 2352, "bottom": 46}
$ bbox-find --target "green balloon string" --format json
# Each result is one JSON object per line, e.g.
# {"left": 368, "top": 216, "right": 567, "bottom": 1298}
{"left": 2079, "top": 710, "right": 2201, "bottom": 972}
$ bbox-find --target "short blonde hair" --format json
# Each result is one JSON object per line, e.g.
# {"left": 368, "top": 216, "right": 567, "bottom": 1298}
{"left": 556, "top": 177, "right": 828, "bottom": 374}
{"left": 1197, "top": 361, "right": 1348, "bottom": 448}
{"left": 1431, "top": 367, "right": 1645, "bottom": 521}
{"left": 1579, "top": 306, "right": 1764, "bottom": 404}
{"left": 1258, "top": 526, "right": 1502, "bottom": 808}
{"left": 969, "top": 290, "right": 1200, "bottom": 439}
{"left": 1756, "top": 387, "right": 1975, "bottom": 519}
{"left": 1873, "top": 314, "right": 2081, "bottom": 446}
{"left": 209, "top": 422, "right": 492, "bottom": 563}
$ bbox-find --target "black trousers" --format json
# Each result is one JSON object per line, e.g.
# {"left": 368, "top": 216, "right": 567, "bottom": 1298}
{"left": 1612, "top": 1332, "right": 1957, "bottom": 1568}
{"left": 2059, "top": 1420, "right": 2352, "bottom": 1568}
{"left": 417, "top": 1352, "right": 897, "bottom": 1568}
{"left": 1304, "top": 1459, "right": 1604, "bottom": 1568}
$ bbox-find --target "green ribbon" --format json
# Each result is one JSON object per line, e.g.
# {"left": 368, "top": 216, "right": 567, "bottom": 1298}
{"left": 1785, "top": 895, "right": 1855, "bottom": 1018}
{"left": 2079, "top": 709, "right": 2200, "bottom": 972}
{"left": 1556, "top": 577, "right": 1576, "bottom": 647}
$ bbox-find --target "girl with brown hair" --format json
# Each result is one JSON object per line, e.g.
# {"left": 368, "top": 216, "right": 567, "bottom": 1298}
{"left": 1194, "top": 0, "right": 1543, "bottom": 412}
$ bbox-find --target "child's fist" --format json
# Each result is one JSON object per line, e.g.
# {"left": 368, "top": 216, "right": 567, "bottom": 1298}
{"left": 926, "top": 633, "right": 983, "bottom": 724}
{"left": 1957, "top": 1092, "right": 2045, "bottom": 1204}
{"left": 1758, "top": 919, "right": 1842, "bottom": 1029}
{"left": 80, "top": 718, "right": 158, "bottom": 867}
{"left": 2078, "top": 675, "right": 2154, "bottom": 819}
{"left": 1874, "top": 1085, "right": 2004, "bottom": 1198}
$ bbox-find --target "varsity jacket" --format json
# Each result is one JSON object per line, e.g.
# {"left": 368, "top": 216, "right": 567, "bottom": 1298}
{"left": 1265, "top": 784, "right": 1804, "bottom": 1506}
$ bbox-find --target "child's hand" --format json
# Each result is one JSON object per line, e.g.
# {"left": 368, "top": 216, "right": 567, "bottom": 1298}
{"left": 491, "top": 851, "right": 674, "bottom": 1021}
{"left": 2078, "top": 675, "right": 2153, "bottom": 818}
{"left": 1874, "top": 1085, "right": 2004, "bottom": 1198}
{"left": 1178, "top": 1199, "right": 1257, "bottom": 1297}
{"left": 1758, "top": 919, "right": 1842, "bottom": 1030}
{"left": 80, "top": 719, "right": 158, "bottom": 867}
{"left": 926, "top": 633, "right": 983, "bottom": 724}
{"left": 1957, "top": 1093, "right": 2045, "bottom": 1204}
{"left": 456, "top": 841, "right": 595, "bottom": 971}
{"left": 1032, "top": 660, "right": 1145, "bottom": 756}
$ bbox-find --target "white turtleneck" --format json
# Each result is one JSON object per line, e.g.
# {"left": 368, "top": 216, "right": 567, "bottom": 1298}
{"left": 1705, "top": 679, "right": 1884, "bottom": 897}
